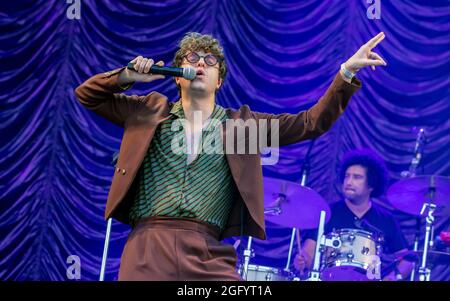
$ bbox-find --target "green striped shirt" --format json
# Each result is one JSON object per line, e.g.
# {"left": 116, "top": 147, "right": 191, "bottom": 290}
{"left": 129, "top": 100, "right": 237, "bottom": 231}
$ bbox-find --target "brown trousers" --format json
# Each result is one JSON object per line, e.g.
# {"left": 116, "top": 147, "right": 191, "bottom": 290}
{"left": 118, "top": 216, "right": 242, "bottom": 281}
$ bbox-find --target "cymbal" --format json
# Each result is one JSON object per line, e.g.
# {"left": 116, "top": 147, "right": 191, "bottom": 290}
{"left": 387, "top": 175, "right": 450, "bottom": 216}
{"left": 263, "top": 177, "right": 330, "bottom": 229}
{"left": 413, "top": 250, "right": 450, "bottom": 265}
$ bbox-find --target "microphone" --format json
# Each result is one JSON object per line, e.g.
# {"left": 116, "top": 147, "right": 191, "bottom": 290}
{"left": 127, "top": 63, "right": 196, "bottom": 80}
{"left": 401, "top": 128, "right": 426, "bottom": 178}
{"left": 413, "top": 128, "right": 425, "bottom": 155}
{"left": 111, "top": 151, "right": 119, "bottom": 166}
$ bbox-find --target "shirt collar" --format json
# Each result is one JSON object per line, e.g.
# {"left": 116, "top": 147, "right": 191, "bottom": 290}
{"left": 170, "top": 99, "right": 227, "bottom": 123}
{"left": 170, "top": 99, "right": 185, "bottom": 118}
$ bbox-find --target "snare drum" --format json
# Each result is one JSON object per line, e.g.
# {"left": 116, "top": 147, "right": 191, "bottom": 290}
{"left": 321, "top": 228, "right": 383, "bottom": 281}
{"left": 244, "top": 264, "right": 293, "bottom": 281}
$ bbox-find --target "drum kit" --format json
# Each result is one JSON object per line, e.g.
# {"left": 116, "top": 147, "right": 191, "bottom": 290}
{"left": 238, "top": 130, "right": 449, "bottom": 281}
{"left": 238, "top": 174, "right": 449, "bottom": 281}
{"left": 238, "top": 176, "right": 385, "bottom": 281}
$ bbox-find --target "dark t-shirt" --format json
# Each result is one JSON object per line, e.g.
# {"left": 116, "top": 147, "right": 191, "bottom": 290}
{"left": 303, "top": 201, "right": 408, "bottom": 254}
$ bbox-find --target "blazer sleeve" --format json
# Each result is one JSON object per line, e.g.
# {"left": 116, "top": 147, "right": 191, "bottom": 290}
{"left": 252, "top": 72, "right": 362, "bottom": 146}
{"left": 74, "top": 67, "right": 147, "bottom": 127}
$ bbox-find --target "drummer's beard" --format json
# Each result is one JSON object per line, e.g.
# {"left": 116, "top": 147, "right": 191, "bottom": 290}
{"left": 343, "top": 188, "right": 371, "bottom": 205}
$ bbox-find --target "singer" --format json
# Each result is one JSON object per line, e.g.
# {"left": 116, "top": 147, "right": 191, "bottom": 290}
{"left": 74, "top": 32, "right": 386, "bottom": 280}
{"left": 294, "top": 149, "right": 415, "bottom": 281}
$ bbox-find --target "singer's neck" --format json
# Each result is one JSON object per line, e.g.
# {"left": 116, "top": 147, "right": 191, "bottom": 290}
{"left": 181, "top": 93, "right": 215, "bottom": 123}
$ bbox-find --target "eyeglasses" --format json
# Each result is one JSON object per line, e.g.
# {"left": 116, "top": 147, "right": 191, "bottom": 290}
{"left": 184, "top": 52, "right": 220, "bottom": 66}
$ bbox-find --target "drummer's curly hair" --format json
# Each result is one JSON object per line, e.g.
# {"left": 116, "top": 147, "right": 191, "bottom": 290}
{"left": 338, "top": 149, "right": 389, "bottom": 198}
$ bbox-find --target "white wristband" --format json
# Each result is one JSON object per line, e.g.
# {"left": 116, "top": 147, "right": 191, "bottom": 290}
{"left": 340, "top": 63, "right": 355, "bottom": 80}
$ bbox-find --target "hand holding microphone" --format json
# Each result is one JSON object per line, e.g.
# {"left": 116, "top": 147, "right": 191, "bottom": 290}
{"left": 118, "top": 56, "right": 196, "bottom": 86}
{"left": 118, "top": 56, "right": 166, "bottom": 85}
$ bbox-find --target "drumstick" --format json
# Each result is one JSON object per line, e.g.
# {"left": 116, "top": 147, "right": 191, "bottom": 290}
{"left": 296, "top": 228, "right": 302, "bottom": 251}
{"left": 233, "top": 239, "right": 241, "bottom": 250}
{"left": 296, "top": 229, "right": 304, "bottom": 276}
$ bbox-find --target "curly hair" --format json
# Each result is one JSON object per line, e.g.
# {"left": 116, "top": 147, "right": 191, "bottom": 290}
{"left": 172, "top": 32, "right": 227, "bottom": 93}
{"left": 338, "top": 149, "right": 389, "bottom": 198}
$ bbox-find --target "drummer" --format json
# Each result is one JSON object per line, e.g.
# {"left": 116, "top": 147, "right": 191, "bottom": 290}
{"left": 295, "top": 149, "right": 415, "bottom": 281}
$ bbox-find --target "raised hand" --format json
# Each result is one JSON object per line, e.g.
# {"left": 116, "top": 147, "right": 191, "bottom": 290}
{"left": 345, "top": 32, "right": 387, "bottom": 73}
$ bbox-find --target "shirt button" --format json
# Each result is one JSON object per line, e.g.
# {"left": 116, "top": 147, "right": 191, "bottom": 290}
{"left": 116, "top": 168, "right": 120, "bottom": 173}
{"left": 122, "top": 169, "right": 126, "bottom": 175}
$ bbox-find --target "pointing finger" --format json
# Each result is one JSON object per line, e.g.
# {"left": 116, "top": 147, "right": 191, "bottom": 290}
{"left": 367, "top": 32, "right": 385, "bottom": 49}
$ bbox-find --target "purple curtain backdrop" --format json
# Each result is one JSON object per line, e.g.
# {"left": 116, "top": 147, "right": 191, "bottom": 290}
{"left": 0, "top": 0, "right": 449, "bottom": 280}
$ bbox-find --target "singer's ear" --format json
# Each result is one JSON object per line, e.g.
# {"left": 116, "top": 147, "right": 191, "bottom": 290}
{"left": 216, "top": 77, "right": 222, "bottom": 90}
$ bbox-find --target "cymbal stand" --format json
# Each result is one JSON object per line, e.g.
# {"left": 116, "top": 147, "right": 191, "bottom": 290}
{"left": 401, "top": 128, "right": 426, "bottom": 281}
{"left": 418, "top": 176, "right": 437, "bottom": 281}
{"left": 284, "top": 139, "right": 316, "bottom": 273}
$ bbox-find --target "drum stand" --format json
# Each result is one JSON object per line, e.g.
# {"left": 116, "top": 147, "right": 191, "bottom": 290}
{"left": 418, "top": 176, "right": 437, "bottom": 281}
{"left": 284, "top": 160, "right": 308, "bottom": 275}
{"left": 99, "top": 218, "right": 112, "bottom": 281}
{"left": 240, "top": 236, "right": 254, "bottom": 280}
{"left": 99, "top": 153, "right": 118, "bottom": 281}
{"left": 305, "top": 210, "right": 342, "bottom": 281}
{"left": 285, "top": 139, "right": 315, "bottom": 277}
{"left": 409, "top": 217, "right": 420, "bottom": 281}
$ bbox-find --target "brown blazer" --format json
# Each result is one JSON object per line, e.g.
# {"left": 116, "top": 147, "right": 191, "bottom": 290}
{"left": 74, "top": 67, "right": 361, "bottom": 240}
